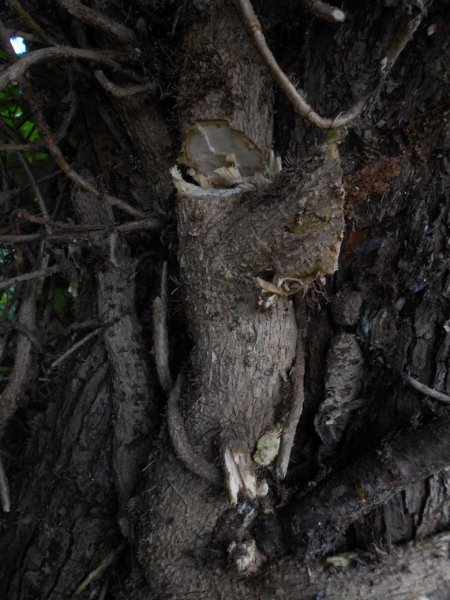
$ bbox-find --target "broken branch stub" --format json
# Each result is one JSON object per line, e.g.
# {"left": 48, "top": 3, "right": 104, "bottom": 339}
{"left": 175, "top": 119, "right": 279, "bottom": 192}
{"left": 171, "top": 120, "right": 344, "bottom": 505}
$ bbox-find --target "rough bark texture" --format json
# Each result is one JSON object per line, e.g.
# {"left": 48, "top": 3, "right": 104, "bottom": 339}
{"left": 0, "top": 0, "right": 449, "bottom": 598}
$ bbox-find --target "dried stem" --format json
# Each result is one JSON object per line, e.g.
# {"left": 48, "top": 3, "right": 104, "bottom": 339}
{"left": 0, "top": 172, "right": 60, "bottom": 204}
{"left": 167, "top": 374, "right": 223, "bottom": 486}
{"left": 299, "top": 0, "right": 345, "bottom": 23}
{"left": 0, "top": 215, "right": 161, "bottom": 243}
{"left": 235, "top": 0, "right": 428, "bottom": 129}
{"left": 0, "top": 80, "right": 78, "bottom": 155}
{"left": 235, "top": 0, "right": 365, "bottom": 128}
{"left": 0, "top": 320, "right": 43, "bottom": 352}
{"left": 0, "top": 46, "right": 125, "bottom": 93}
{"left": 72, "top": 542, "right": 126, "bottom": 597}
{"left": 276, "top": 295, "right": 306, "bottom": 480}
{"left": 153, "top": 262, "right": 173, "bottom": 395}
{"left": 0, "top": 454, "right": 10, "bottom": 512}
{"left": 56, "top": 0, "right": 135, "bottom": 44}
{"left": 402, "top": 372, "right": 450, "bottom": 404}
{"left": 16, "top": 153, "right": 51, "bottom": 231}
{"left": 152, "top": 265, "right": 222, "bottom": 485}
{"left": 94, "top": 70, "right": 156, "bottom": 98}
{"left": 9, "top": 0, "right": 53, "bottom": 44}
{"left": 50, "top": 327, "right": 103, "bottom": 369}
{"left": 21, "top": 84, "right": 145, "bottom": 219}
{"left": 0, "top": 265, "right": 60, "bottom": 291}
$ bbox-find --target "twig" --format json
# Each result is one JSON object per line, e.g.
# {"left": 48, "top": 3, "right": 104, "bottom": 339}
{"left": 56, "top": 0, "right": 135, "bottom": 44}
{"left": 9, "top": 0, "right": 54, "bottom": 44}
{"left": 167, "top": 374, "right": 223, "bottom": 486}
{"left": 0, "top": 454, "right": 11, "bottom": 512}
{"left": 151, "top": 266, "right": 222, "bottom": 485}
{"left": 379, "top": 12, "right": 425, "bottom": 79}
{"left": 299, "top": 0, "right": 345, "bottom": 23}
{"left": 402, "top": 372, "right": 450, "bottom": 404}
{"left": 72, "top": 542, "right": 126, "bottom": 597}
{"left": 0, "top": 216, "right": 162, "bottom": 244}
{"left": 235, "top": 0, "right": 428, "bottom": 129}
{"left": 16, "top": 153, "right": 51, "bottom": 231}
{"left": 153, "top": 262, "right": 173, "bottom": 394}
{"left": 235, "top": 0, "right": 365, "bottom": 128}
{"left": 108, "top": 231, "right": 119, "bottom": 267}
{"left": 50, "top": 327, "right": 103, "bottom": 369}
{"left": 0, "top": 46, "right": 126, "bottom": 93}
{"left": 14, "top": 209, "right": 161, "bottom": 231}
{"left": 0, "top": 265, "right": 60, "bottom": 290}
{"left": 20, "top": 83, "right": 145, "bottom": 219}
{"left": 47, "top": 319, "right": 99, "bottom": 342}
{"left": 115, "top": 217, "right": 162, "bottom": 234}
{"left": 276, "top": 295, "right": 306, "bottom": 480}
{"left": 94, "top": 69, "right": 156, "bottom": 98}
{"left": 0, "top": 320, "right": 43, "bottom": 353}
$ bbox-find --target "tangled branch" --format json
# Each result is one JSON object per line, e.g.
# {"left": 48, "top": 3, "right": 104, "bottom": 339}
{"left": 55, "top": 0, "right": 135, "bottom": 44}
{"left": 0, "top": 46, "right": 127, "bottom": 93}
{"left": 235, "top": 0, "right": 429, "bottom": 129}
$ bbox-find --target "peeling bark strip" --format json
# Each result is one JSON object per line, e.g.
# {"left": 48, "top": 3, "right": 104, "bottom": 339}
{"left": 287, "top": 414, "right": 450, "bottom": 556}
{"left": 71, "top": 184, "right": 155, "bottom": 511}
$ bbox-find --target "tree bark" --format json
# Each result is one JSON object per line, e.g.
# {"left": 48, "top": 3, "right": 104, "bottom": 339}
{"left": 0, "top": 0, "right": 449, "bottom": 598}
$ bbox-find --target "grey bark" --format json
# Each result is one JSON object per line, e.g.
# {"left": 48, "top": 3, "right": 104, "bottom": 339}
{"left": 0, "top": 0, "right": 449, "bottom": 598}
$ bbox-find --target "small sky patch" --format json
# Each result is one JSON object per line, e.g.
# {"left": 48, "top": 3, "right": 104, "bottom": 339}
{"left": 10, "top": 37, "right": 27, "bottom": 55}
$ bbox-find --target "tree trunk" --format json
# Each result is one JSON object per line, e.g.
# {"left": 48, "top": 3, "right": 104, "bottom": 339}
{"left": 0, "top": 0, "right": 449, "bottom": 598}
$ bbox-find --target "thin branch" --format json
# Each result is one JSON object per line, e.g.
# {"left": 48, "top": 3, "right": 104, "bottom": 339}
{"left": 235, "top": 0, "right": 428, "bottom": 129}
{"left": 151, "top": 265, "right": 222, "bottom": 485}
{"left": 0, "top": 320, "right": 43, "bottom": 352}
{"left": 402, "top": 372, "right": 450, "bottom": 404}
{"left": 16, "top": 153, "right": 51, "bottom": 230}
{"left": 94, "top": 69, "right": 156, "bottom": 98}
{"left": 235, "top": 0, "right": 364, "bottom": 128}
{"left": 56, "top": 0, "right": 135, "bottom": 44}
{"left": 47, "top": 318, "right": 99, "bottom": 342}
{"left": 287, "top": 413, "right": 450, "bottom": 557}
{"left": 0, "top": 81, "right": 78, "bottom": 154}
{"left": 0, "top": 171, "right": 60, "bottom": 203}
{"left": 20, "top": 84, "right": 145, "bottom": 219}
{"left": 0, "top": 454, "right": 10, "bottom": 512}
{"left": 9, "top": 0, "right": 54, "bottom": 44}
{"left": 0, "top": 265, "right": 60, "bottom": 290}
{"left": 0, "top": 46, "right": 126, "bottom": 93}
{"left": 380, "top": 12, "right": 425, "bottom": 78}
{"left": 0, "top": 215, "right": 162, "bottom": 244}
{"left": 167, "top": 374, "right": 223, "bottom": 486}
{"left": 108, "top": 231, "right": 118, "bottom": 267}
{"left": 153, "top": 261, "right": 173, "bottom": 395}
{"left": 299, "top": 0, "right": 345, "bottom": 23}
{"left": 115, "top": 217, "right": 162, "bottom": 234}
{"left": 72, "top": 542, "right": 126, "bottom": 597}
{"left": 276, "top": 295, "right": 306, "bottom": 480}
{"left": 50, "top": 327, "right": 103, "bottom": 369}
{"left": 0, "top": 72, "right": 78, "bottom": 156}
